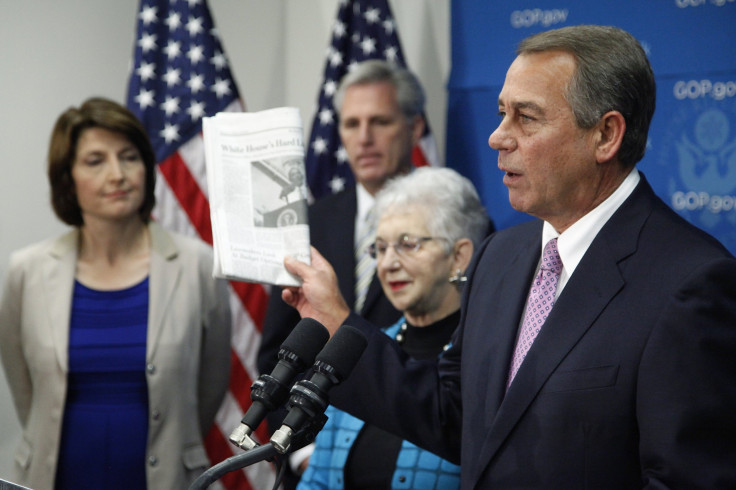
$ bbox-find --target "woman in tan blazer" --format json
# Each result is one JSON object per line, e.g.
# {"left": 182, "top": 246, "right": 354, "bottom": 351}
{"left": 0, "top": 98, "right": 232, "bottom": 490}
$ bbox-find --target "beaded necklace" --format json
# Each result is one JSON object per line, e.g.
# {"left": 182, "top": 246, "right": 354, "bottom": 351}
{"left": 395, "top": 321, "right": 451, "bottom": 352}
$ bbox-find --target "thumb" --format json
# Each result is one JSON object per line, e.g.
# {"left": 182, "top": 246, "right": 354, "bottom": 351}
{"left": 284, "top": 254, "right": 309, "bottom": 278}
{"left": 309, "top": 246, "right": 330, "bottom": 268}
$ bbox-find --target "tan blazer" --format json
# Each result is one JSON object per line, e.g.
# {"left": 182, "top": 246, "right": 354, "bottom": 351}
{"left": 0, "top": 222, "right": 232, "bottom": 490}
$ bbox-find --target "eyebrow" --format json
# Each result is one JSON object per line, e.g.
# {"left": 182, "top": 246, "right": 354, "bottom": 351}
{"left": 80, "top": 145, "right": 138, "bottom": 158}
{"left": 375, "top": 232, "right": 417, "bottom": 241}
{"left": 341, "top": 113, "right": 396, "bottom": 124}
{"left": 498, "top": 99, "right": 545, "bottom": 116}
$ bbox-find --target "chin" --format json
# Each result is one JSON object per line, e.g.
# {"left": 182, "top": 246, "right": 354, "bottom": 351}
{"left": 508, "top": 198, "right": 530, "bottom": 214}
{"left": 387, "top": 297, "right": 408, "bottom": 313}
{"left": 359, "top": 168, "right": 388, "bottom": 182}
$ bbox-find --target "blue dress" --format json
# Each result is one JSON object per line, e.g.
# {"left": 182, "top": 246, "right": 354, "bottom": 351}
{"left": 55, "top": 279, "right": 149, "bottom": 490}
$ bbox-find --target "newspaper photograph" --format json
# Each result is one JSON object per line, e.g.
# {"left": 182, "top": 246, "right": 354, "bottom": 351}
{"left": 203, "top": 107, "right": 310, "bottom": 286}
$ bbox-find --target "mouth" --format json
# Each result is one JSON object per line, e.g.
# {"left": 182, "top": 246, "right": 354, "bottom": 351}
{"left": 500, "top": 166, "right": 522, "bottom": 185}
{"left": 499, "top": 163, "right": 519, "bottom": 175}
{"left": 388, "top": 280, "right": 410, "bottom": 292}
{"left": 356, "top": 153, "right": 382, "bottom": 165}
{"left": 106, "top": 190, "right": 130, "bottom": 199}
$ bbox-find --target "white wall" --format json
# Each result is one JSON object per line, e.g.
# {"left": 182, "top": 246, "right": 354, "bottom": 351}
{"left": 0, "top": 0, "right": 449, "bottom": 481}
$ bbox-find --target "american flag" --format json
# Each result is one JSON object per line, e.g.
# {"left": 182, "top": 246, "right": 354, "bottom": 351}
{"left": 126, "top": 1, "right": 273, "bottom": 488}
{"left": 306, "top": 0, "right": 440, "bottom": 200}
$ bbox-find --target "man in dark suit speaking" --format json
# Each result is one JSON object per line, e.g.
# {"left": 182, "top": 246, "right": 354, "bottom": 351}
{"left": 281, "top": 25, "right": 736, "bottom": 488}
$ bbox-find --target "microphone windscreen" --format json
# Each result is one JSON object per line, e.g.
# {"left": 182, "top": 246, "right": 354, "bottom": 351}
{"left": 281, "top": 317, "right": 330, "bottom": 364}
{"left": 315, "top": 324, "right": 368, "bottom": 380}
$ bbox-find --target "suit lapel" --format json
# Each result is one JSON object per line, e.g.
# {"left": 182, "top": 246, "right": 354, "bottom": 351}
{"left": 44, "top": 231, "right": 79, "bottom": 372}
{"left": 472, "top": 178, "right": 653, "bottom": 486}
{"left": 359, "top": 272, "right": 383, "bottom": 316}
{"left": 480, "top": 245, "right": 626, "bottom": 461}
{"left": 480, "top": 234, "right": 541, "bottom": 421}
{"left": 328, "top": 189, "right": 358, "bottom": 308}
{"left": 147, "top": 223, "right": 181, "bottom": 359}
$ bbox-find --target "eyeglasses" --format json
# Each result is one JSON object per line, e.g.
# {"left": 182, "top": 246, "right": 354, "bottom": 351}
{"left": 366, "top": 235, "right": 444, "bottom": 259}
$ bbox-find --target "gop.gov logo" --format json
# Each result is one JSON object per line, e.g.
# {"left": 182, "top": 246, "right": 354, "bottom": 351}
{"left": 654, "top": 94, "right": 736, "bottom": 254}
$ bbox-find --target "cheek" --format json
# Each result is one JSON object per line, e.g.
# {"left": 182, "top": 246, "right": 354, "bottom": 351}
{"left": 131, "top": 163, "right": 146, "bottom": 180}
{"left": 377, "top": 264, "right": 389, "bottom": 285}
{"left": 525, "top": 143, "right": 566, "bottom": 187}
{"left": 432, "top": 263, "right": 452, "bottom": 287}
{"left": 376, "top": 260, "right": 398, "bottom": 288}
{"left": 378, "top": 145, "right": 401, "bottom": 174}
{"left": 395, "top": 131, "right": 414, "bottom": 155}
{"left": 126, "top": 167, "right": 148, "bottom": 198}
{"left": 340, "top": 130, "right": 361, "bottom": 151}
{"left": 71, "top": 174, "right": 95, "bottom": 199}
{"left": 413, "top": 260, "right": 448, "bottom": 290}
{"left": 341, "top": 135, "right": 356, "bottom": 153}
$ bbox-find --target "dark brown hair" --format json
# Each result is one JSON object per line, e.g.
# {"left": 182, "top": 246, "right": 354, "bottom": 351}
{"left": 48, "top": 97, "right": 156, "bottom": 226}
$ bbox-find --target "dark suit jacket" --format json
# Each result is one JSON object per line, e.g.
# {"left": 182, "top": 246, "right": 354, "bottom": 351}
{"left": 330, "top": 175, "right": 736, "bottom": 489}
{"left": 257, "top": 186, "right": 402, "bottom": 414}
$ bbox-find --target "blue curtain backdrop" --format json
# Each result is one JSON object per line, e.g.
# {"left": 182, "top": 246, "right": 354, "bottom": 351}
{"left": 447, "top": 1, "right": 736, "bottom": 254}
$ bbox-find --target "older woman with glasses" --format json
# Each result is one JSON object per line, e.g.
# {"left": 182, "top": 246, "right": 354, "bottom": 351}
{"left": 295, "top": 167, "right": 492, "bottom": 490}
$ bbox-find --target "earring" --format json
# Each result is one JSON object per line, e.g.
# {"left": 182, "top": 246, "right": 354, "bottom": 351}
{"left": 448, "top": 268, "right": 466, "bottom": 286}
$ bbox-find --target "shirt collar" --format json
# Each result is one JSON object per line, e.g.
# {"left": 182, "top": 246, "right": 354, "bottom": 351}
{"left": 543, "top": 168, "right": 640, "bottom": 288}
{"left": 355, "top": 183, "right": 376, "bottom": 241}
{"left": 355, "top": 183, "right": 376, "bottom": 222}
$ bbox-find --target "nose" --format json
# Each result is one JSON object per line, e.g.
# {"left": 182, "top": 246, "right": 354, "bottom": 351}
{"left": 108, "top": 158, "right": 125, "bottom": 181}
{"left": 488, "top": 120, "right": 514, "bottom": 152}
{"left": 377, "top": 244, "right": 401, "bottom": 270}
{"left": 357, "top": 122, "right": 373, "bottom": 145}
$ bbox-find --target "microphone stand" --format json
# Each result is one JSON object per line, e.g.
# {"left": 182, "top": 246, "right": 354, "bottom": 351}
{"left": 189, "top": 444, "right": 277, "bottom": 490}
{"left": 188, "top": 414, "right": 327, "bottom": 490}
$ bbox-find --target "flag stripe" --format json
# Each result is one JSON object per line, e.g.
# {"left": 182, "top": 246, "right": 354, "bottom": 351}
{"left": 158, "top": 151, "right": 213, "bottom": 244}
{"left": 153, "top": 173, "right": 199, "bottom": 236}
{"left": 229, "top": 290, "right": 264, "bottom": 373}
{"left": 175, "top": 133, "right": 211, "bottom": 199}
{"left": 231, "top": 281, "right": 268, "bottom": 330}
{"left": 418, "top": 133, "right": 438, "bottom": 167}
{"left": 229, "top": 349, "right": 253, "bottom": 411}
{"left": 411, "top": 145, "right": 429, "bottom": 168}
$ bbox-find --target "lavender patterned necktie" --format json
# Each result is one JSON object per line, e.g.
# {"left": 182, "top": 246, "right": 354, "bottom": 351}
{"left": 507, "top": 238, "right": 563, "bottom": 388}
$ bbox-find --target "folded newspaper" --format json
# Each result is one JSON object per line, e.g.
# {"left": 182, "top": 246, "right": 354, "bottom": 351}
{"left": 203, "top": 107, "right": 310, "bottom": 286}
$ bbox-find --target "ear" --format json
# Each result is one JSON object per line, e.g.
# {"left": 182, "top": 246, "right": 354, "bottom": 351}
{"left": 410, "top": 115, "right": 426, "bottom": 147}
{"left": 451, "top": 238, "right": 474, "bottom": 274}
{"left": 595, "top": 110, "right": 626, "bottom": 163}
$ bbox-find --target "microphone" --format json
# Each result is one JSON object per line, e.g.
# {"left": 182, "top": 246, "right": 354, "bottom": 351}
{"left": 270, "top": 324, "right": 368, "bottom": 454}
{"left": 229, "top": 317, "right": 329, "bottom": 450}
